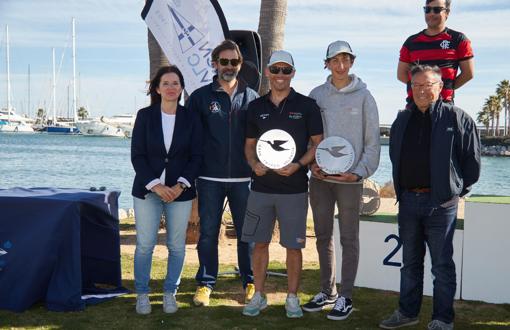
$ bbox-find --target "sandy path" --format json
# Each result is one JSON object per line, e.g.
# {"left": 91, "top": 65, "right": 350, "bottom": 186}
{"left": 120, "top": 197, "right": 465, "bottom": 265}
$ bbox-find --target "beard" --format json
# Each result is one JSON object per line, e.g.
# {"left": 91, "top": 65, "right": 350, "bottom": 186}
{"left": 220, "top": 69, "right": 238, "bottom": 82}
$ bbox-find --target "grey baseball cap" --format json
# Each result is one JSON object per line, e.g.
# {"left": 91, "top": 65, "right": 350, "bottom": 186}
{"left": 267, "top": 50, "right": 295, "bottom": 68}
{"left": 326, "top": 40, "right": 356, "bottom": 60}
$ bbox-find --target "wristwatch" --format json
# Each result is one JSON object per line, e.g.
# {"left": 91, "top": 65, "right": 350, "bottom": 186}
{"left": 178, "top": 182, "right": 188, "bottom": 191}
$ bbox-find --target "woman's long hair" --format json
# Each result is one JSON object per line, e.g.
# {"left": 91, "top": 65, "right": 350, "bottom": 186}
{"left": 147, "top": 65, "right": 185, "bottom": 105}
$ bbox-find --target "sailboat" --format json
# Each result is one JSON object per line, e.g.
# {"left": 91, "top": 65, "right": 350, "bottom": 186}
{"left": 0, "top": 25, "right": 34, "bottom": 133}
{"left": 44, "top": 18, "right": 79, "bottom": 134}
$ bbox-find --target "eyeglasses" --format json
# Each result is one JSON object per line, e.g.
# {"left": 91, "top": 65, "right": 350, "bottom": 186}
{"left": 411, "top": 81, "right": 441, "bottom": 89}
{"left": 218, "top": 58, "right": 241, "bottom": 67}
{"left": 423, "top": 6, "right": 447, "bottom": 14}
{"left": 268, "top": 66, "right": 293, "bottom": 75}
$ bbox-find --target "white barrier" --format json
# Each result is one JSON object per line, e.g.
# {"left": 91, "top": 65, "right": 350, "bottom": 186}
{"left": 333, "top": 216, "right": 463, "bottom": 299}
{"left": 462, "top": 196, "right": 510, "bottom": 304}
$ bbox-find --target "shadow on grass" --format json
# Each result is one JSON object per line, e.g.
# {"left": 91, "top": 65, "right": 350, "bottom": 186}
{"left": 1, "top": 259, "right": 510, "bottom": 329}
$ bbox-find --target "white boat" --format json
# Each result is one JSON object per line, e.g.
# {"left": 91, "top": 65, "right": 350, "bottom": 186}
{"left": 75, "top": 119, "right": 127, "bottom": 137}
{"left": 99, "top": 114, "right": 135, "bottom": 138}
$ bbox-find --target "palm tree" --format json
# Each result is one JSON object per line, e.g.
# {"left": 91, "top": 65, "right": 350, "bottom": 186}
{"left": 477, "top": 107, "right": 490, "bottom": 135}
{"left": 496, "top": 80, "right": 510, "bottom": 136}
{"left": 484, "top": 96, "right": 502, "bottom": 136}
{"left": 257, "top": 0, "right": 288, "bottom": 95}
{"left": 36, "top": 108, "right": 46, "bottom": 124}
{"left": 147, "top": 29, "right": 169, "bottom": 81}
{"left": 77, "top": 106, "right": 88, "bottom": 120}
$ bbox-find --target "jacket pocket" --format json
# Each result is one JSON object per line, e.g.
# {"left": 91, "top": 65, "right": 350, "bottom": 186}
{"left": 449, "top": 160, "right": 463, "bottom": 195}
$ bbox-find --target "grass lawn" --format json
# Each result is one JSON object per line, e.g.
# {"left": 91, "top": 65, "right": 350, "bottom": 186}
{"left": 1, "top": 255, "right": 510, "bottom": 329}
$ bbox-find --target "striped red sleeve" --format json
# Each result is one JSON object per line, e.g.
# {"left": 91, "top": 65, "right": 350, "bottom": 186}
{"left": 400, "top": 45, "right": 411, "bottom": 63}
{"left": 457, "top": 38, "right": 473, "bottom": 61}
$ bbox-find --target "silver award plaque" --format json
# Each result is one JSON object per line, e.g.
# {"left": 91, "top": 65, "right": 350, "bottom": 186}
{"left": 315, "top": 136, "right": 355, "bottom": 174}
{"left": 256, "top": 129, "right": 296, "bottom": 169}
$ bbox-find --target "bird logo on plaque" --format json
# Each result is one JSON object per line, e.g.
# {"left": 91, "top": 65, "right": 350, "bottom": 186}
{"left": 256, "top": 129, "right": 296, "bottom": 169}
{"left": 315, "top": 136, "right": 355, "bottom": 174}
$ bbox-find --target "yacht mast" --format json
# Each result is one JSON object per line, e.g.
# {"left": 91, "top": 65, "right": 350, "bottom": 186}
{"left": 72, "top": 17, "right": 77, "bottom": 122}
{"left": 6, "top": 25, "right": 11, "bottom": 123}
{"left": 52, "top": 47, "right": 56, "bottom": 124}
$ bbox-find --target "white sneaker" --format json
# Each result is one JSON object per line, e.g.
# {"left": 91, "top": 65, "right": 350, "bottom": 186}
{"left": 136, "top": 294, "right": 151, "bottom": 315}
{"left": 242, "top": 292, "right": 268, "bottom": 317}
{"left": 163, "top": 292, "right": 178, "bottom": 313}
{"left": 285, "top": 294, "right": 303, "bottom": 318}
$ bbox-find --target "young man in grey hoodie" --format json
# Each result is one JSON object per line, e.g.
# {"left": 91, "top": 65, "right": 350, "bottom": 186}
{"left": 303, "top": 40, "right": 380, "bottom": 321}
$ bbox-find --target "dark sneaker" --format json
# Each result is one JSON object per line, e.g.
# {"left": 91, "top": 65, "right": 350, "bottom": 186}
{"left": 327, "top": 296, "right": 353, "bottom": 321}
{"left": 379, "top": 310, "right": 419, "bottom": 329}
{"left": 428, "top": 320, "right": 453, "bottom": 330}
{"left": 302, "top": 291, "right": 338, "bottom": 312}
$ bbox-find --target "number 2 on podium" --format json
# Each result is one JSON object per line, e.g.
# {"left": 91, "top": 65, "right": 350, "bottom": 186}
{"left": 383, "top": 234, "right": 402, "bottom": 267}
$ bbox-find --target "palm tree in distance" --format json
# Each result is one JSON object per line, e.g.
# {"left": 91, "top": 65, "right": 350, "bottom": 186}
{"left": 484, "top": 95, "right": 502, "bottom": 136}
{"left": 496, "top": 80, "right": 510, "bottom": 136}
{"left": 257, "top": 0, "right": 288, "bottom": 95}
{"left": 77, "top": 106, "right": 88, "bottom": 120}
{"left": 477, "top": 107, "right": 490, "bottom": 135}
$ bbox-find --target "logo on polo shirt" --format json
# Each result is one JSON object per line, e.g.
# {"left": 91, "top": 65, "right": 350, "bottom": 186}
{"left": 440, "top": 40, "right": 450, "bottom": 50}
{"left": 209, "top": 101, "right": 221, "bottom": 113}
{"left": 288, "top": 112, "right": 302, "bottom": 120}
{"left": 260, "top": 113, "right": 270, "bottom": 119}
{"left": 446, "top": 127, "right": 454, "bottom": 132}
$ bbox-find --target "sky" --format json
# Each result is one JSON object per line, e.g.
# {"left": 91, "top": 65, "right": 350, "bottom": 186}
{"left": 0, "top": 0, "right": 509, "bottom": 124}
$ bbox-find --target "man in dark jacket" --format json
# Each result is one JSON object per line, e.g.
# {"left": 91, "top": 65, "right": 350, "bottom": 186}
{"left": 187, "top": 40, "right": 259, "bottom": 307}
{"left": 380, "top": 64, "right": 480, "bottom": 330}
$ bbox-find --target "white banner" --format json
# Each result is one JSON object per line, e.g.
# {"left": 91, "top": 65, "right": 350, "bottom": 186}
{"left": 142, "top": 0, "right": 228, "bottom": 94}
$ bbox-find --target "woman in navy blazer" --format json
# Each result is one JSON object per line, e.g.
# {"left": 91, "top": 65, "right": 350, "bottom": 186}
{"left": 131, "top": 65, "right": 202, "bottom": 315}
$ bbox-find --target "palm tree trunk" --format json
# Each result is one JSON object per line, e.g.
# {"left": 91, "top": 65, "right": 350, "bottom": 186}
{"left": 496, "top": 113, "right": 500, "bottom": 136}
{"left": 148, "top": 29, "right": 170, "bottom": 81}
{"left": 257, "top": 0, "right": 288, "bottom": 95}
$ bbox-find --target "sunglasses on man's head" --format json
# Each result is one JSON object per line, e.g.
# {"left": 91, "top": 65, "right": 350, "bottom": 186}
{"left": 423, "top": 6, "right": 447, "bottom": 14}
{"left": 268, "top": 66, "right": 293, "bottom": 75}
{"left": 218, "top": 58, "right": 241, "bottom": 67}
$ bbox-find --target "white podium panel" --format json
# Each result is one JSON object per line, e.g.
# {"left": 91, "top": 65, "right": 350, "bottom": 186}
{"left": 462, "top": 199, "right": 510, "bottom": 303}
{"left": 333, "top": 218, "right": 463, "bottom": 299}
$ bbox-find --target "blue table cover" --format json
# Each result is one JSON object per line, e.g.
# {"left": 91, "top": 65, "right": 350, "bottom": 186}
{"left": 0, "top": 188, "right": 123, "bottom": 312}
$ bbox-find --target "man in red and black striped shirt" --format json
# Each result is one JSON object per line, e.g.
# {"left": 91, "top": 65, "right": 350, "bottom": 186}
{"left": 397, "top": 0, "right": 474, "bottom": 103}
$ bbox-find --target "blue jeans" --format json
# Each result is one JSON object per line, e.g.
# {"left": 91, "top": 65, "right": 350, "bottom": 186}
{"left": 195, "top": 179, "right": 254, "bottom": 289}
{"left": 133, "top": 193, "right": 192, "bottom": 294}
{"left": 398, "top": 191, "right": 458, "bottom": 324}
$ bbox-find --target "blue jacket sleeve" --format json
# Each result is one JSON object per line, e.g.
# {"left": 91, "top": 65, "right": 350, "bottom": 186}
{"left": 459, "top": 114, "right": 481, "bottom": 197}
{"left": 179, "top": 111, "right": 203, "bottom": 183}
{"left": 131, "top": 109, "right": 158, "bottom": 186}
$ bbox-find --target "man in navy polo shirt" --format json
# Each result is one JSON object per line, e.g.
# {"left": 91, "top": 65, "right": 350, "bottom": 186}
{"left": 241, "top": 50, "right": 323, "bottom": 318}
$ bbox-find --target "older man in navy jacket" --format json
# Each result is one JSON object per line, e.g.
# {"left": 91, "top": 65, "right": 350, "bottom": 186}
{"left": 380, "top": 64, "right": 480, "bottom": 330}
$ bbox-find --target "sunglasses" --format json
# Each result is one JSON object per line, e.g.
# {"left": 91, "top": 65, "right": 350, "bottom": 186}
{"left": 218, "top": 58, "right": 241, "bottom": 66}
{"left": 423, "top": 6, "right": 447, "bottom": 14}
{"left": 268, "top": 66, "right": 293, "bottom": 75}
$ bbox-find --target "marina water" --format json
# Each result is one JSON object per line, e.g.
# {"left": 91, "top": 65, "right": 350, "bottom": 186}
{"left": 1, "top": 133, "right": 509, "bottom": 211}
